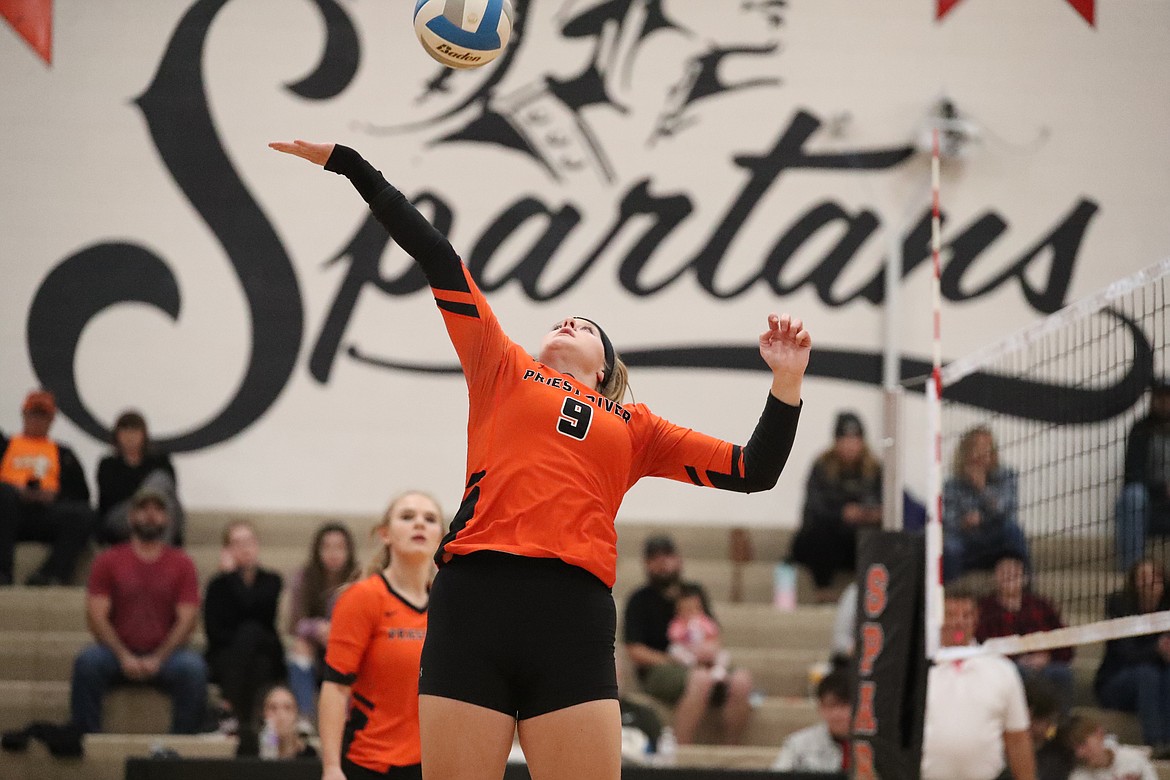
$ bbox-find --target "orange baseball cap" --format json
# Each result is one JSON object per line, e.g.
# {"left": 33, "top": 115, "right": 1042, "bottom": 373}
{"left": 22, "top": 390, "right": 56, "bottom": 416}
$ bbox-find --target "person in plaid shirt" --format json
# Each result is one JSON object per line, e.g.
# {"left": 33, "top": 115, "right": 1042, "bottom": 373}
{"left": 976, "top": 554, "right": 1074, "bottom": 711}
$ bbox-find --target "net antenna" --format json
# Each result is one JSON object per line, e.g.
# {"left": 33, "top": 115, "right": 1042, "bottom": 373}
{"left": 927, "top": 256, "right": 1170, "bottom": 661}
{"left": 925, "top": 128, "right": 945, "bottom": 659}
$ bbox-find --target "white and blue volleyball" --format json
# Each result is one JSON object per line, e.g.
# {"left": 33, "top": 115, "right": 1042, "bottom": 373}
{"left": 413, "top": 0, "right": 514, "bottom": 70}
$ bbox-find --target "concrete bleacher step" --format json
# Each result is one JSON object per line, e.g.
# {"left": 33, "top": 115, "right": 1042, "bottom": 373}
{"left": 0, "top": 680, "right": 70, "bottom": 731}
{"left": 0, "top": 745, "right": 117, "bottom": 780}
{"left": 0, "top": 734, "right": 237, "bottom": 780}
{"left": 673, "top": 744, "right": 781, "bottom": 770}
{"left": 0, "top": 679, "right": 177, "bottom": 735}
{"left": 626, "top": 691, "right": 819, "bottom": 748}
{"left": 0, "top": 586, "right": 86, "bottom": 631}
{"left": 83, "top": 732, "right": 238, "bottom": 761}
{"left": 713, "top": 603, "right": 836, "bottom": 650}
{"left": 727, "top": 647, "right": 825, "bottom": 698}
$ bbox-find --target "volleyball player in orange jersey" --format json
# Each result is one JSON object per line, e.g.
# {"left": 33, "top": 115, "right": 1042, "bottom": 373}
{"left": 271, "top": 140, "right": 811, "bottom": 780}
{"left": 319, "top": 492, "right": 444, "bottom": 780}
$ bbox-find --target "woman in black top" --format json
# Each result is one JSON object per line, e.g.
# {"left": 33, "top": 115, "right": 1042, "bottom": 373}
{"left": 204, "top": 520, "right": 286, "bottom": 743}
{"left": 1094, "top": 558, "right": 1170, "bottom": 754}
{"left": 789, "top": 411, "right": 882, "bottom": 601}
{"left": 96, "top": 411, "right": 184, "bottom": 544}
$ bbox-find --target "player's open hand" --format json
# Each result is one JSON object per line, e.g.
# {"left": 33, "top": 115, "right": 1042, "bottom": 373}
{"left": 759, "top": 313, "right": 811, "bottom": 379}
{"left": 268, "top": 139, "right": 335, "bottom": 167}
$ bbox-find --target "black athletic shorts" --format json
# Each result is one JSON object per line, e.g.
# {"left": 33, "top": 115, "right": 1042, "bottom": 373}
{"left": 419, "top": 551, "right": 619, "bottom": 720}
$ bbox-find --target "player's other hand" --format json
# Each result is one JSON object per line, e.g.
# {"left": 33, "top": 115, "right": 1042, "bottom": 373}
{"left": 269, "top": 140, "right": 335, "bottom": 167}
{"left": 759, "top": 313, "right": 811, "bottom": 378}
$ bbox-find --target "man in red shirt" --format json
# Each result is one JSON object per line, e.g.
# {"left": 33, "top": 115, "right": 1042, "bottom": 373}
{"left": 0, "top": 390, "right": 95, "bottom": 586}
{"left": 975, "top": 554, "right": 1074, "bottom": 711}
{"left": 69, "top": 487, "right": 207, "bottom": 733}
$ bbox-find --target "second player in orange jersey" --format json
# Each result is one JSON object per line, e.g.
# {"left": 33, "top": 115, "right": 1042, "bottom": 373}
{"left": 319, "top": 492, "right": 444, "bottom": 780}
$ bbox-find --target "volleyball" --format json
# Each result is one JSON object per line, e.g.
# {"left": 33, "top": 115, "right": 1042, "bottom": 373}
{"left": 413, "top": 0, "right": 514, "bottom": 70}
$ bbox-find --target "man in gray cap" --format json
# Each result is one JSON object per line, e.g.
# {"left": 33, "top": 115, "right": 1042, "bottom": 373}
{"left": 623, "top": 534, "right": 754, "bottom": 746}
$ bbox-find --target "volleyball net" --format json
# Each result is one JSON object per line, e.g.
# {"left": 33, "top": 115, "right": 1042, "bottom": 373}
{"left": 925, "top": 258, "right": 1170, "bottom": 660}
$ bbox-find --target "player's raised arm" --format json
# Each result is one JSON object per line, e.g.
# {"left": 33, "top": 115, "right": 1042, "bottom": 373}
{"left": 268, "top": 140, "right": 466, "bottom": 293}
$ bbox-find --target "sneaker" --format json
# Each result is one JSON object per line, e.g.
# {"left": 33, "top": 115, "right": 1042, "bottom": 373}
{"left": 216, "top": 716, "right": 238, "bottom": 736}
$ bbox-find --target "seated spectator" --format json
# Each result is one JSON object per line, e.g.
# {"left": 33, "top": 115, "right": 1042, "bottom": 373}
{"left": 204, "top": 520, "right": 285, "bottom": 741}
{"left": 96, "top": 410, "right": 184, "bottom": 545}
{"left": 1116, "top": 379, "right": 1170, "bottom": 571}
{"left": 942, "top": 426, "right": 1029, "bottom": 581}
{"left": 1060, "top": 714, "right": 1158, "bottom": 780}
{"left": 790, "top": 411, "right": 882, "bottom": 602}
{"left": 285, "top": 521, "right": 359, "bottom": 719}
{"left": 1026, "top": 677, "right": 1074, "bottom": 780}
{"left": 668, "top": 583, "right": 731, "bottom": 681}
{"left": 976, "top": 554, "right": 1074, "bottom": 710}
{"left": 623, "top": 534, "right": 754, "bottom": 745}
{"left": 921, "top": 588, "right": 1035, "bottom": 780}
{"left": 70, "top": 487, "right": 207, "bottom": 734}
{"left": 1093, "top": 558, "right": 1170, "bottom": 757}
{"left": 770, "top": 669, "right": 853, "bottom": 773}
{"left": 0, "top": 389, "right": 95, "bottom": 586}
{"left": 246, "top": 684, "right": 317, "bottom": 760}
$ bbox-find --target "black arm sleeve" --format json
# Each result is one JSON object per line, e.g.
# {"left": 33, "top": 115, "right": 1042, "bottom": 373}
{"left": 739, "top": 396, "right": 802, "bottom": 493}
{"left": 323, "top": 145, "right": 467, "bottom": 292}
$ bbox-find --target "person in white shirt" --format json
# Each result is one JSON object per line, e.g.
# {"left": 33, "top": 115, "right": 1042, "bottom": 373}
{"left": 1061, "top": 714, "right": 1157, "bottom": 780}
{"left": 772, "top": 670, "right": 852, "bottom": 773}
{"left": 921, "top": 589, "right": 1036, "bottom": 780}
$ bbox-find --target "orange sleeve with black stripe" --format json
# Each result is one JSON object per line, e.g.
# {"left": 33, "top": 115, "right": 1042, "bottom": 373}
{"left": 632, "top": 395, "right": 802, "bottom": 493}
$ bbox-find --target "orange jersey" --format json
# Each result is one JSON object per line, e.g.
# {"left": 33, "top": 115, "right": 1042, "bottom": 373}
{"left": 324, "top": 574, "right": 427, "bottom": 772}
{"left": 435, "top": 268, "right": 759, "bottom": 587}
{"left": 324, "top": 146, "right": 801, "bottom": 590}
{"left": 0, "top": 435, "right": 60, "bottom": 492}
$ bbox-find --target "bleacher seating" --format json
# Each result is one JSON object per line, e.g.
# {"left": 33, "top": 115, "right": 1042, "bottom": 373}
{"left": 1, "top": 512, "right": 1168, "bottom": 779}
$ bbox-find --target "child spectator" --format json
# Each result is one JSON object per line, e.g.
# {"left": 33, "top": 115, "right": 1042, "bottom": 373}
{"left": 1060, "top": 714, "right": 1157, "bottom": 780}
{"left": 247, "top": 684, "right": 317, "bottom": 760}
{"left": 771, "top": 670, "right": 853, "bottom": 773}
{"left": 667, "top": 583, "right": 730, "bottom": 681}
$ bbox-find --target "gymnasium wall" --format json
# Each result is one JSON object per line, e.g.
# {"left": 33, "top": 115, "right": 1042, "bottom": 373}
{"left": 2, "top": 0, "right": 1168, "bottom": 524}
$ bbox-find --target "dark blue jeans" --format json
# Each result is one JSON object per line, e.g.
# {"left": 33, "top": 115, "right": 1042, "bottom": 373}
{"left": 943, "top": 520, "right": 1030, "bottom": 581}
{"left": 1098, "top": 663, "right": 1170, "bottom": 747}
{"left": 70, "top": 643, "right": 208, "bottom": 734}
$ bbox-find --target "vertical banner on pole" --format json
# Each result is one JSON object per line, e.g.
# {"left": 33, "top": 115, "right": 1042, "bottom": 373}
{"left": 851, "top": 531, "right": 928, "bottom": 780}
